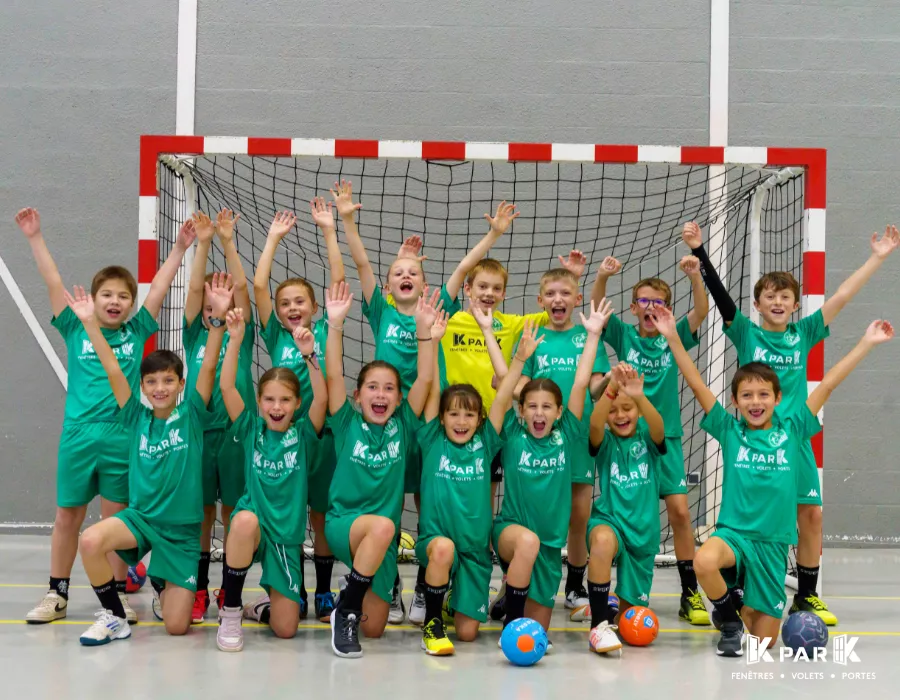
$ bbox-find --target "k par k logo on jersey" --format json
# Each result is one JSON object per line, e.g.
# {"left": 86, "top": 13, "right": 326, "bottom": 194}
{"left": 746, "top": 634, "right": 861, "bottom": 665}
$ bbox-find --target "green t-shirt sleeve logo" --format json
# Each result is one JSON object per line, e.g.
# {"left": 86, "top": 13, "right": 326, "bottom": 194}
{"left": 768, "top": 429, "right": 788, "bottom": 447}
{"left": 491, "top": 317, "right": 503, "bottom": 332}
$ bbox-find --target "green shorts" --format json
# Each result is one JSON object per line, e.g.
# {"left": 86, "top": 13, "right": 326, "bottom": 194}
{"left": 201, "top": 425, "right": 247, "bottom": 508}
{"left": 114, "top": 509, "right": 201, "bottom": 592}
{"left": 571, "top": 440, "right": 597, "bottom": 486}
{"left": 404, "top": 441, "right": 423, "bottom": 495}
{"left": 416, "top": 536, "right": 492, "bottom": 622}
{"left": 57, "top": 421, "right": 130, "bottom": 507}
{"left": 795, "top": 439, "right": 822, "bottom": 506}
{"left": 587, "top": 516, "right": 655, "bottom": 608}
{"left": 308, "top": 429, "right": 336, "bottom": 514}
{"left": 256, "top": 531, "right": 304, "bottom": 604}
{"left": 658, "top": 437, "right": 687, "bottom": 497}
{"left": 326, "top": 514, "right": 397, "bottom": 604}
{"left": 492, "top": 522, "right": 561, "bottom": 609}
{"left": 712, "top": 527, "right": 788, "bottom": 619}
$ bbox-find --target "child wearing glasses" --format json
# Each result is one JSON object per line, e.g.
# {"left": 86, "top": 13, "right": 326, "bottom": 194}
{"left": 590, "top": 235, "right": 711, "bottom": 625}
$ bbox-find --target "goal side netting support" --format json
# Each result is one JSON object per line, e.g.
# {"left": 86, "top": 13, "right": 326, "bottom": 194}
{"left": 138, "top": 136, "right": 826, "bottom": 591}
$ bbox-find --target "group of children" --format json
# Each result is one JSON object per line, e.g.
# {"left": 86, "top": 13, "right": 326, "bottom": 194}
{"left": 15, "top": 191, "right": 898, "bottom": 659}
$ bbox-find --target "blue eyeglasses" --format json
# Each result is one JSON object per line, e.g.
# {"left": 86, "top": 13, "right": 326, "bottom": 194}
{"left": 634, "top": 298, "right": 667, "bottom": 309}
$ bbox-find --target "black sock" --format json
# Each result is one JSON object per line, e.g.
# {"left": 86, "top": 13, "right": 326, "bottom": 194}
{"left": 197, "top": 551, "right": 211, "bottom": 592}
{"left": 566, "top": 563, "right": 587, "bottom": 593}
{"left": 677, "top": 560, "right": 699, "bottom": 596}
{"left": 314, "top": 555, "right": 335, "bottom": 595}
{"left": 797, "top": 565, "right": 819, "bottom": 597}
{"left": 151, "top": 578, "right": 164, "bottom": 596}
{"left": 424, "top": 581, "right": 449, "bottom": 623}
{"left": 710, "top": 590, "right": 740, "bottom": 625}
{"left": 49, "top": 577, "right": 71, "bottom": 601}
{"left": 730, "top": 587, "right": 744, "bottom": 612}
{"left": 222, "top": 560, "right": 250, "bottom": 609}
{"left": 416, "top": 565, "right": 427, "bottom": 589}
{"left": 342, "top": 568, "right": 373, "bottom": 613}
{"left": 115, "top": 579, "right": 127, "bottom": 595}
{"left": 93, "top": 578, "right": 126, "bottom": 618}
{"left": 588, "top": 580, "right": 610, "bottom": 628}
{"left": 504, "top": 583, "right": 529, "bottom": 624}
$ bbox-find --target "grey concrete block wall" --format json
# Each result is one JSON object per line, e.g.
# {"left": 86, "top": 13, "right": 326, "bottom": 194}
{"left": 1, "top": 0, "right": 897, "bottom": 544}
{"left": 732, "top": 0, "right": 900, "bottom": 544}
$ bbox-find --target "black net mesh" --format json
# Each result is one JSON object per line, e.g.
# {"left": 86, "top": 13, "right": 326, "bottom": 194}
{"left": 155, "top": 155, "right": 805, "bottom": 575}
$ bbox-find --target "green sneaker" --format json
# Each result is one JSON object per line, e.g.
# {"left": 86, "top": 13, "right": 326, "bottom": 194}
{"left": 678, "top": 590, "right": 711, "bottom": 626}
{"left": 791, "top": 594, "right": 837, "bottom": 626}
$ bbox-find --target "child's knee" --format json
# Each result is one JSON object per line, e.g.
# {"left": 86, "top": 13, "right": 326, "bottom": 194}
{"left": 229, "top": 511, "right": 258, "bottom": 539}
{"left": 79, "top": 527, "right": 106, "bottom": 558}
{"left": 270, "top": 617, "right": 298, "bottom": 639}
{"left": 165, "top": 617, "right": 191, "bottom": 636}
{"left": 455, "top": 623, "right": 479, "bottom": 642}
{"left": 589, "top": 526, "right": 615, "bottom": 555}
{"left": 308, "top": 510, "right": 326, "bottom": 532}
{"left": 369, "top": 518, "right": 396, "bottom": 548}
{"left": 515, "top": 530, "right": 541, "bottom": 562}
{"left": 55, "top": 507, "right": 84, "bottom": 531}
{"left": 693, "top": 546, "right": 719, "bottom": 578}
{"left": 361, "top": 618, "right": 386, "bottom": 638}
{"left": 429, "top": 538, "right": 455, "bottom": 568}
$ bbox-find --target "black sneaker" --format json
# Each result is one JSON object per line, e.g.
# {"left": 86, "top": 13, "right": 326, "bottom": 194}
{"left": 716, "top": 621, "right": 744, "bottom": 657}
{"left": 330, "top": 606, "right": 363, "bottom": 658}
{"left": 488, "top": 579, "right": 507, "bottom": 621}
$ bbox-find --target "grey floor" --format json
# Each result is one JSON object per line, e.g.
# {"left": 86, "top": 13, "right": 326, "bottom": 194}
{"left": 2, "top": 535, "right": 898, "bottom": 699}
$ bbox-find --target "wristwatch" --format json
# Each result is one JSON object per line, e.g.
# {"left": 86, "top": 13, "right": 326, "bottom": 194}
{"left": 208, "top": 317, "right": 225, "bottom": 328}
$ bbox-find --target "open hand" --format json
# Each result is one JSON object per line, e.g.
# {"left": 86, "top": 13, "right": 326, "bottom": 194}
{"left": 191, "top": 212, "right": 215, "bottom": 243}
{"left": 398, "top": 235, "right": 427, "bottom": 263}
{"left": 871, "top": 225, "right": 900, "bottom": 259}
{"left": 325, "top": 281, "right": 354, "bottom": 325}
{"left": 310, "top": 197, "right": 335, "bottom": 232}
{"left": 613, "top": 363, "right": 645, "bottom": 398}
{"left": 15, "top": 208, "right": 42, "bottom": 238}
{"left": 484, "top": 201, "right": 519, "bottom": 236}
{"left": 268, "top": 210, "right": 297, "bottom": 240}
{"left": 63, "top": 285, "right": 94, "bottom": 322}
{"left": 176, "top": 217, "right": 197, "bottom": 249}
{"left": 472, "top": 305, "right": 494, "bottom": 332}
{"left": 580, "top": 297, "right": 614, "bottom": 335}
{"left": 215, "top": 209, "right": 240, "bottom": 243}
{"left": 225, "top": 308, "right": 245, "bottom": 343}
{"left": 515, "top": 319, "right": 544, "bottom": 360}
{"left": 205, "top": 272, "right": 234, "bottom": 319}
{"left": 559, "top": 249, "right": 586, "bottom": 278}
{"left": 431, "top": 309, "right": 450, "bottom": 343}
{"left": 596, "top": 256, "right": 622, "bottom": 278}
{"left": 415, "top": 286, "right": 444, "bottom": 331}
{"left": 647, "top": 305, "right": 677, "bottom": 338}
{"left": 330, "top": 180, "right": 362, "bottom": 218}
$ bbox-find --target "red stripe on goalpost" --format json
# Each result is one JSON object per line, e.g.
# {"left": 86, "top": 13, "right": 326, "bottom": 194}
{"left": 509, "top": 143, "right": 552, "bottom": 161}
{"left": 422, "top": 141, "right": 466, "bottom": 160}
{"left": 767, "top": 147, "right": 827, "bottom": 209}
{"left": 248, "top": 138, "right": 292, "bottom": 156}
{"left": 334, "top": 140, "right": 379, "bottom": 158}
{"left": 137, "top": 240, "right": 158, "bottom": 284}
{"left": 139, "top": 134, "right": 205, "bottom": 196}
{"left": 681, "top": 146, "right": 725, "bottom": 164}
{"left": 594, "top": 145, "right": 639, "bottom": 163}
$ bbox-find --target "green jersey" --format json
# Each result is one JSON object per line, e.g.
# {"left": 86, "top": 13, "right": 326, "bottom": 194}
{"left": 118, "top": 391, "right": 206, "bottom": 525}
{"left": 233, "top": 409, "right": 320, "bottom": 545}
{"left": 183, "top": 313, "right": 256, "bottom": 432}
{"left": 496, "top": 409, "right": 585, "bottom": 548}
{"left": 602, "top": 314, "right": 699, "bottom": 437}
{"left": 362, "top": 285, "right": 461, "bottom": 394}
{"left": 724, "top": 309, "right": 830, "bottom": 416}
{"left": 701, "top": 402, "right": 821, "bottom": 543}
{"left": 261, "top": 312, "right": 328, "bottom": 409}
{"left": 417, "top": 418, "right": 503, "bottom": 553}
{"left": 521, "top": 325, "right": 610, "bottom": 420}
{"left": 591, "top": 426, "right": 665, "bottom": 554}
{"left": 52, "top": 306, "right": 158, "bottom": 425}
{"left": 327, "top": 401, "right": 420, "bottom": 525}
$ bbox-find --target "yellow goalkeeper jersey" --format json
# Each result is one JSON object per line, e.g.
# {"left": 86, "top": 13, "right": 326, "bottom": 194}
{"left": 441, "top": 309, "right": 549, "bottom": 413}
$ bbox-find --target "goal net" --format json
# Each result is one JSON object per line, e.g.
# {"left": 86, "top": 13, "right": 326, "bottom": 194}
{"left": 144, "top": 138, "right": 822, "bottom": 586}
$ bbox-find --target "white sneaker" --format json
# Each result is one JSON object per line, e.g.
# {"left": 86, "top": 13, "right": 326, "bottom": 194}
{"left": 119, "top": 593, "right": 138, "bottom": 624}
{"left": 152, "top": 589, "right": 163, "bottom": 621}
{"left": 79, "top": 610, "right": 131, "bottom": 646}
{"left": 243, "top": 594, "right": 271, "bottom": 623}
{"left": 217, "top": 606, "right": 244, "bottom": 652}
{"left": 589, "top": 620, "right": 622, "bottom": 655}
{"left": 388, "top": 580, "right": 406, "bottom": 624}
{"left": 565, "top": 588, "right": 589, "bottom": 621}
{"left": 408, "top": 584, "right": 426, "bottom": 626}
{"left": 25, "top": 591, "right": 67, "bottom": 624}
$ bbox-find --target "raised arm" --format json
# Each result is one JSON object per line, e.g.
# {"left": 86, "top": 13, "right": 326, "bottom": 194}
{"left": 649, "top": 306, "right": 717, "bottom": 414}
{"left": 293, "top": 325, "right": 327, "bottom": 433}
{"left": 324, "top": 281, "right": 353, "bottom": 415}
{"left": 143, "top": 218, "right": 196, "bottom": 318}
{"left": 221, "top": 308, "right": 246, "bottom": 421}
{"left": 195, "top": 273, "right": 231, "bottom": 405}
{"left": 215, "top": 209, "right": 252, "bottom": 320}
{"left": 680, "top": 254, "right": 709, "bottom": 333}
{"left": 589, "top": 373, "right": 617, "bottom": 448}
{"left": 488, "top": 319, "right": 543, "bottom": 433}
{"left": 64, "top": 286, "right": 130, "bottom": 407}
{"left": 472, "top": 306, "right": 510, "bottom": 381}
{"left": 821, "top": 226, "right": 900, "bottom": 326}
{"left": 15, "top": 208, "right": 67, "bottom": 317}
{"left": 185, "top": 212, "right": 215, "bottom": 325}
{"left": 616, "top": 363, "right": 665, "bottom": 445}
{"left": 406, "top": 289, "right": 442, "bottom": 416}
{"left": 424, "top": 310, "right": 449, "bottom": 422}
{"left": 683, "top": 221, "right": 737, "bottom": 326}
{"left": 568, "top": 298, "right": 614, "bottom": 420}
{"left": 807, "top": 320, "right": 894, "bottom": 416}
{"left": 590, "top": 256, "right": 621, "bottom": 308}
{"left": 330, "top": 180, "right": 376, "bottom": 304}
{"left": 310, "top": 196, "right": 345, "bottom": 285}
{"left": 254, "top": 210, "right": 297, "bottom": 330}
{"left": 445, "top": 201, "right": 519, "bottom": 298}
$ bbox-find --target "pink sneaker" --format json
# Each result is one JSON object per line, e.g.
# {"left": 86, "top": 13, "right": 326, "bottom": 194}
{"left": 217, "top": 606, "right": 243, "bottom": 652}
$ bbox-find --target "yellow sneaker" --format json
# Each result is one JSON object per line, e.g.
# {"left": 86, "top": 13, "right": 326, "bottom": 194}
{"left": 421, "top": 618, "right": 455, "bottom": 656}
{"left": 678, "top": 590, "right": 711, "bottom": 626}
{"left": 791, "top": 594, "right": 838, "bottom": 626}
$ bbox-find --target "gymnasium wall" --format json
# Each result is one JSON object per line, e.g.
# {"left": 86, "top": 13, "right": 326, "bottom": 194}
{"left": 1, "top": 0, "right": 897, "bottom": 544}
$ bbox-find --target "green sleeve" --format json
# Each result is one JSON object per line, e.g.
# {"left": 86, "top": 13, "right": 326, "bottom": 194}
{"left": 639, "top": 424, "right": 666, "bottom": 456}
{"left": 479, "top": 420, "right": 504, "bottom": 462}
{"left": 500, "top": 409, "right": 521, "bottom": 441}
{"left": 601, "top": 313, "right": 627, "bottom": 357}
{"left": 240, "top": 312, "right": 256, "bottom": 355}
{"left": 560, "top": 407, "right": 588, "bottom": 444}
{"left": 361, "top": 289, "right": 386, "bottom": 333}
{"left": 182, "top": 314, "right": 202, "bottom": 356}
{"left": 416, "top": 417, "right": 443, "bottom": 451}
{"left": 260, "top": 310, "right": 283, "bottom": 359}
{"left": 299, "top": 416, "right": 323, "bottom": 464}
{"left": 50, "top": 306, "right": 81, "bottom": 339}
{"left": 129, "top": 306, "right": 160, "bottom": 344}
{"left": 797, "top": 310, "right": 831, "bottom": 350}
{"left": 118, "top": 394, "right": 145, "bottom": 429}
{"left": 676, "top": 315, "right": 700, "bottom": 352}
{"left": 785, "top": 406, "right": 823, "bottom": 443}
{"left": 590, "top": 428, "right": 613, "bottom": 460}
{"left": 590, "top": 336, "right": 611, "bottom": 373}
{"left": 438, "top": 284, "right": 462, "bottom": 317}
{"left": 326, "top": 401, "right": 356, "bottom": 435}
{"left": 723, "top": 308, "right": 752, "bottom": 354}
{"left": 398, "top": 400, "right": 423, "bottom": 443}
{"left": 185, "top": 388, "right": 211, "bottom": 430}
{"left": 699, "top": 402, "right": 732, "bottom": 443}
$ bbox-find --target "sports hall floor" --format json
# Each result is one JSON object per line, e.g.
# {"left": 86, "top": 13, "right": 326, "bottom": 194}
{"left": 1, "top": 535, "right": 897, "bottom": 699}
